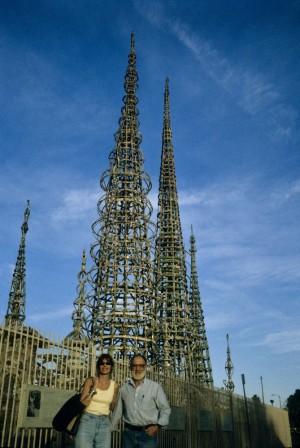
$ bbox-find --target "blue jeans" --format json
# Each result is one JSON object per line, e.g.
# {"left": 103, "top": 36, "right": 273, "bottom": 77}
{"left": 122, "top": 427, "right": 158, "bottom": 448}
{"left": 75, "top": 412, "right": 111, "bottom": 448}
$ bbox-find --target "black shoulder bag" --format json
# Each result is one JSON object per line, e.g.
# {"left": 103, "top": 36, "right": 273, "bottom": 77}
{"left": 52, "top": 377, "right": 95, "bottom": 436}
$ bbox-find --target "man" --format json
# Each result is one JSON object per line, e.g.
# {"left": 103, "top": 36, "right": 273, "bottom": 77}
{"left": 112, "top": 354, "right": 171, "bottom": 448}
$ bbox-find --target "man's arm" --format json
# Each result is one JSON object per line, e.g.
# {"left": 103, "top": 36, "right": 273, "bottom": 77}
{"left": 156, "top": 384, "right": 171, "bottom": 427}
{"left": 145, "top": 384, "right": 171, "bottom": 437}
{"left": 110, "top": 390, "right": 123, "bottom": 430}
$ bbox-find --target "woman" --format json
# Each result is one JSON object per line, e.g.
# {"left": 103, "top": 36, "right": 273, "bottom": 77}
{"left": 75, "top": 353, "right": 119, "bottom": 448}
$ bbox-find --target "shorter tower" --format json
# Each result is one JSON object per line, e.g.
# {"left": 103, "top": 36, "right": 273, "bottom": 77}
{"left": 223, "top": 333, "right": 235, "bottom": 392}
{"left": 65, "top": 250, "right": 89, "bottom": 342}
{"left": 189, "top": 227, "right": 213, "bottom": 386}
{"left": 5, "top": 200, "right": 30, "bottom": 326}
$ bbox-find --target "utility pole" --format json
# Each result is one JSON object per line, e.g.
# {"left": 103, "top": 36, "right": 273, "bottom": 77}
{"left": 260, "top": 375, "right": 265, "bottom": 404}
{"left": 241, "top": 373, "right": 253, "bottom": 448}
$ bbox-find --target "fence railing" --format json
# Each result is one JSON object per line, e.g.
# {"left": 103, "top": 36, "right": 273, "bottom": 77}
{"left": 0, "top": 323, "right": 292, "bottom": 448}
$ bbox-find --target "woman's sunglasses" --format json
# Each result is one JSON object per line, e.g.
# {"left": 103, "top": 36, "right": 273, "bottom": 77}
{"left": 99, "top": 361, "right": 112, "bottom": 366}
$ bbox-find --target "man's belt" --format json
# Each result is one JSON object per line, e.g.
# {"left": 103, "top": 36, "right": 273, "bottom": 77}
{"left": 124, "top": 422, "right": 156, "bottom": 431}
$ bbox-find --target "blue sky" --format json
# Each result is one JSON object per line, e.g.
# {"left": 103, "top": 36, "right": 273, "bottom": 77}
{"left": 1, "top": 0, "right": 299, "bottom": 405}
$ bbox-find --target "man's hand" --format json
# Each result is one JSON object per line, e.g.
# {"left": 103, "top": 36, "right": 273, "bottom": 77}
{"left": 145, "top": 424, "right": 160, "bottom": 436}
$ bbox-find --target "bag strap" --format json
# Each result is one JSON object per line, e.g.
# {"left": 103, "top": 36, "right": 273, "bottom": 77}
{"left": 76, "top": 376, "right": 95, "bottom": 395}
{"left": 91, "top": 376, "right": 98, "bottom": 389}
{"left": 77, "top": 382, "right": 85, "bottom": 394}
{"left": 88, "top": 376, "right": 98, "bottom": 394}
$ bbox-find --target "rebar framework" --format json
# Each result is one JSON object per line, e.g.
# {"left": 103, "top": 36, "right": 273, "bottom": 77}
{"left": 5, "top": 200, "right": 30, "bottom": 325}
{"left": 153, "top": 79, "right": 192, "bottom": 377}
{"left": 189, "top": 227, "right": 213, "bottom": 386}
{"left": 65, "top": 250, "right": 89, "bottom": 342}
{"left": 86, "top": 33, "right": 155, "bottom": 358}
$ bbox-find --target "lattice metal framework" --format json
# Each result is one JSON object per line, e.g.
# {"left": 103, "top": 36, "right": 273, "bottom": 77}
{"left": 65, "top": 250, "right": 89, "bottom": 342}
{"left": 86, "top": 33, "right": 155, "bottom": 359}
{"left": 153, "top": 79, "right": 193, "bottom": 377}
{"left": 189, "top": 227, "right": 214, "bottom": 386}
{"left": 224, "top": 333, "right": 235, "bottom": 392}
{"left": 5, "top": 200, "right": 30, "bottom": 325}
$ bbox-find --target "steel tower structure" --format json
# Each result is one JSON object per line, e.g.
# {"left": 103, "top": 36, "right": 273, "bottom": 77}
{"left": 189, "top": 227, "right": 213, "bottom": 386}
{"left": 5, "top": 200, "right": 30, "bottom": 325}
{"left": 153, "top": 79, "right": 193, "bottom": 377}
{"left": 224, "top": 333, "right": 235, "bottom": 392}
{"left": 65, "top": 250, "right": 89, "bottom": 342}
{"left": 86, "top": 33, "right": 155, "bottom": 359}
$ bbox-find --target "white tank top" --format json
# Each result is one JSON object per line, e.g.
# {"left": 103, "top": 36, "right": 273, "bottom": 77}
{"left": 85, "top": 380, "right": 115, "bottom": 416}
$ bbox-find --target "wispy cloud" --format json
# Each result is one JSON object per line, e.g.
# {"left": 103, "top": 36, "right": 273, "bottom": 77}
{"left": 178, "top": 184, "right": 246, "bottom": 208}
{"left": 270, "top": 179, "right": 300, "bottom": 206}
{"left": 28, "top": 307, "right": 73, "bottom": 322}
{"left": 254, "top": 330, "right": 300, "bottom": 353}
{"left": 133, "top": 0, "right": 298, "bottom": 141}
{"left": 177, "top": 176, "right": 300, "bottom": 301}
{"left": 205, "top": 311, "right": 240, "bottom": 330}
{"left": 51, "top": 189, "right": 99, "bottom": 224}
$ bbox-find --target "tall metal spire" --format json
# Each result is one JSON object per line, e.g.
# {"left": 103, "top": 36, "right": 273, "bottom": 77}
{"left": 86, "top": 32, "right": 155, "bottom": 358}
{"left": 5, "top": 200, "right": 30, "bottom": 325}
{"left": 189, "top": 226, "right": 213, "bottom": 386}
{"left": 223, "top": 333, "right": 235, "bottom": 392}
{"left": 65, "top": 250, "right": 89, "bottom": 342}
{"left": 153, "top": 78, "right": 192, "bottom": 377}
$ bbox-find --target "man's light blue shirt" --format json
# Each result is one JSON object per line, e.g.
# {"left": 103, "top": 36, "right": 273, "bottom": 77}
{"left": 111, "top": 377, "right": 171, "bottom": 428}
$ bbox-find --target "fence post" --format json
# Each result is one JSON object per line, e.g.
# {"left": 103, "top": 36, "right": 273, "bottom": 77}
{"left": 241, "top": 373, "right": 252, "bottom": 448}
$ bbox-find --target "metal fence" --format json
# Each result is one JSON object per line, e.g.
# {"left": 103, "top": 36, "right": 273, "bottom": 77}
{"left": 0, "top": 323, "right": 291, "bottom": 448}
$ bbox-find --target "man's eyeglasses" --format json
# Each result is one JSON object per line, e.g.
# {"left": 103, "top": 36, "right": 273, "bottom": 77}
{"left": 99, "top": 361, "right": 112, "bottom": 366}
{"left": 131, "top": 364, "right": 146, "bottom": 368}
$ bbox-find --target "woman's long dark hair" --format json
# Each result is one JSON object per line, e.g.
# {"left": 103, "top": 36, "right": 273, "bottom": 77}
{"left": 96, "top": 353, "right": 114, "bottom": 376}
